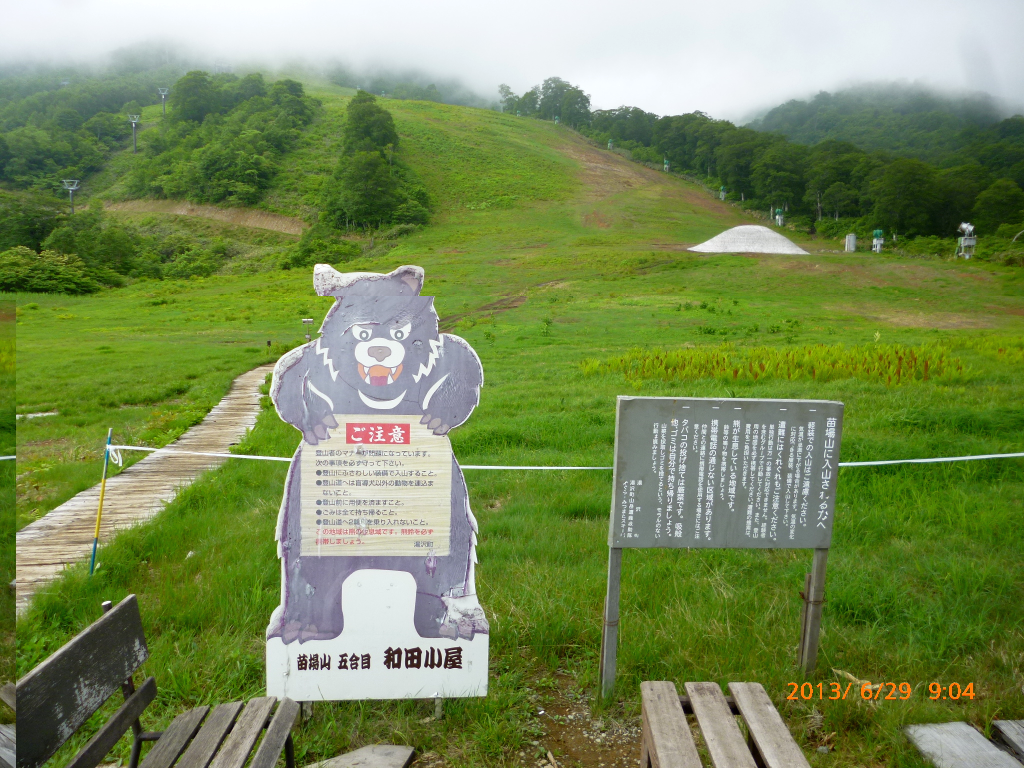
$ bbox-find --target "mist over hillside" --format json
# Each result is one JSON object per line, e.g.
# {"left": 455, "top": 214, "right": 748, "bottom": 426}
{"left": 0, "top": 45, "right": 496, "bottom": 117}
{"left": 324, "top": 65, "right": 494, "bottom": 109}
{"left": 745, "top": 83, "right": 1021, "bottom": 161}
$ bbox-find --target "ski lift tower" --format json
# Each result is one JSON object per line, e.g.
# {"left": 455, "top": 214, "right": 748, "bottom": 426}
{"left": 158, "top": 87, "right": 169, "bottom": 115}
{"left": 302, "top": 318, "right": 315, "bottom": 343}
{"left": 955, "top": 222, "right": 976, "bottom": 259}
{"left": 872, "top": 229, "right": 885, "bottom": 253}
{"left": 62, "top": 179, "right": 80, "bottom": 214}
{"left": 128, "top": 114, "right": 141, "bottom": 153}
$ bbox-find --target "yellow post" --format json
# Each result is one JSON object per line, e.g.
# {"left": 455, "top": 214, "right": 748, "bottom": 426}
{"left": 89, "top": 428, "right": 113, "bottom": 576}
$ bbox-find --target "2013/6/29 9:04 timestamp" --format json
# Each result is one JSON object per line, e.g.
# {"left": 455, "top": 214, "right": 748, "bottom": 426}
{"left": 786, "top": 682, "right": 976, "bottom": 701}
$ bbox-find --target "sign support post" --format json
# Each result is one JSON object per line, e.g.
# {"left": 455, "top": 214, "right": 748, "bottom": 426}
{"left": 599, "top": 547, "right": 622, "bottom": 700}
{"left": 797, "top": 547, "right": 829, "bottom": 674}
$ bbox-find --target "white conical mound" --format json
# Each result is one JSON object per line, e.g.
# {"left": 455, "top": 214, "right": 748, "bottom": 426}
{"left": 688, "top": 225, "right": 808, "bottom": 255}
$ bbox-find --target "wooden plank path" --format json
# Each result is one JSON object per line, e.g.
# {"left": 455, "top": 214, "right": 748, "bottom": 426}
{"left": 16, "top": 364, "right": 275, "bottom": 613}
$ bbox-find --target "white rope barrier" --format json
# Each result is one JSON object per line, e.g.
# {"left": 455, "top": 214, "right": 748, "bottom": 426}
{"left": 109, "top": 445, "right": 292, "bottom": 462}
{"left": 462, "top": 465, "right": 613, "bottom": 470}
{"left": 0, "top": 456, "right": 15, "bottom": 461}
{"left": 104, "top": 444, "right": 1024, "bottom": 469}
{"left": 837, "top": 451, "right": 1024, "bottom": 467}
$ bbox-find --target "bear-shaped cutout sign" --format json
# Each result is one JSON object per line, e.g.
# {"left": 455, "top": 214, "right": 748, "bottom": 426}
{"left": 265, "top": 264, "right": 488, "bottom": 701}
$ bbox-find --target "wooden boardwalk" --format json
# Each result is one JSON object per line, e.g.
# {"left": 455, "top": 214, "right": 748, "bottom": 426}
{"left": 15, "top": 364, "right": 275, "bottom": 613}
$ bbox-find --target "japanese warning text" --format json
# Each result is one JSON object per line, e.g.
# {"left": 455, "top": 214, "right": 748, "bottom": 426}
{"left": 611, "top": 397, "right": 843, "bottom": 549}
{"left": 301, "top": 415, "right": 453, "bottom": 556}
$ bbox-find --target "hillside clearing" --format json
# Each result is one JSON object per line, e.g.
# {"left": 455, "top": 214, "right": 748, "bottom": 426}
{"left": 104, "top": 200, "right": 307, "bottom": 235}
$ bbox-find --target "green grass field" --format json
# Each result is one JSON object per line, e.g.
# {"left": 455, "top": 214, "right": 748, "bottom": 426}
{"left": 14, "top": 86, "right": 1024, "bottom": 767}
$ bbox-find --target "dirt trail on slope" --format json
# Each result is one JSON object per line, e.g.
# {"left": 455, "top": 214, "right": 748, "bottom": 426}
{"left": 557, "top": 135, "right": 655, "bottom": 200}
{"left": 105, "top": 200, "right": 307, "bottom": 236}
{"left": 556, "top": 132, "right": 730, "bottom": 214}
{"left": 15, "top": 364, "right": 275, "bottom": 613}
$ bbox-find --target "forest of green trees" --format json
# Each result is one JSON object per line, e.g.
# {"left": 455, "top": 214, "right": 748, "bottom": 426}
{"left": 603, "top": 99, "right": 1023, "bottom": 239}
{"left": 125, "top": 71, "right": 319, "bottom": 205}
{"left": 0, "top": 67, "right": 171, "bottom": 189}
{"left": 0, "top": 68, "right": 430, "bottom": 291}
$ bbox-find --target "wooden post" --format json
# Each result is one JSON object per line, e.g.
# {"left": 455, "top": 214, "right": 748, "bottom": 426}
{"left": 797, "top": 571, "right": 811, "bottom": 668}
{"left": 599, "top": 547, "right": 623, "bottom": 700}
{"left": 798, "top": 548, "right": 829, "bottom": 674}
{"left": 434, "top": 697, "right": 443, "bottom": 719}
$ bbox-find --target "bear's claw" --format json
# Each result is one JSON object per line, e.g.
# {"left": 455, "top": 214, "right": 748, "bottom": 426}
{"left": 439, "top": 595, "right": 490, "bottom": 640}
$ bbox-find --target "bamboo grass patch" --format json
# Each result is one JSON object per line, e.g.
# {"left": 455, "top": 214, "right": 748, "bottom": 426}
{"left": 582, "top": 342, "right": 970, "bottom": 387}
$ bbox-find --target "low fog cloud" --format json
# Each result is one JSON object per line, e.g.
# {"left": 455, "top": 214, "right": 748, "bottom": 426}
{"left": 6, "top": 0, "right": 1023, "bottom": 119}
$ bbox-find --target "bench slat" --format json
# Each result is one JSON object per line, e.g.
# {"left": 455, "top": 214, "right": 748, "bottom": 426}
{"left": 17, "top": 595, "right": 150, "bottom": 768}
{"left": 65, "top": 676, "right": 157, "bottom": 768}
{"left": 208, "top": 697, "right": 277, "bottom": 768}
{"left": 906, "top": 722, "right": 1023, "bottom": 768}
{"left": 139, "top": 706, "right": 209, "bottom": 768}
{"left": 640, "top": 682, "right": 702, "bottom": 768}
{"left": 249, "top": 698, "right": 300, "bottom": 768}
{"left": 0, "top": 684, "right": 14, "bottom": 713}
{"left": 993, "top": 721, "right": 1024, "bottom": 763}
{"left": 0, "top": 724, "right": 15, "bottom": 768}
{"left": 176, "top": 702, "right": 246, "bottom": 768}
{"left": 685, "top": 683, "right": 758, "bottom": 768}
{"left": 728, "top": 683, "right": 810, "bottom": 768}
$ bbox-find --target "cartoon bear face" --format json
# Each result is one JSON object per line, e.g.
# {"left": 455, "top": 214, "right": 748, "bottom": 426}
{"left": 318, "top": 295, "right": 441, "bottom": 404}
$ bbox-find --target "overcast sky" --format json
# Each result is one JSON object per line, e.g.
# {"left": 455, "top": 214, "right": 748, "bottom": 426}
{"left": 4, "top": 0, "right": 1023, "bottom": 120}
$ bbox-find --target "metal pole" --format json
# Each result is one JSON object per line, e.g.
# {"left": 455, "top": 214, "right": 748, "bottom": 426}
{"left": 798, "top": 548, "right": 829, "bottom": 674}
{"left": 62, "top": 180, "right": 80, "bottom": 214}
{"left": 89, "top": 428, "right": 114, "bottom": 575}
{"left": 599, "top": 546, "right": 623, "bottom": 700}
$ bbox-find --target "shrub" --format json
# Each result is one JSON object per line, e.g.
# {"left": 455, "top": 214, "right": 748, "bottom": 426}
{"left": 284, "top": 224, "right": 361, "bottom": 270}
{"left": 161, "top": 247, "right": 223, "bottom": 278}
{"left": 0, "top": 246, "right": 100, "bottom": 294}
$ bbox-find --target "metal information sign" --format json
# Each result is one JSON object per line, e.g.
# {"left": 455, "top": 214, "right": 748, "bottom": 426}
{"left": 600, "top": 396, "right": 844, "bottom": 697}
{"left": 609, "top": 397, "right": 844, "bottom": 550}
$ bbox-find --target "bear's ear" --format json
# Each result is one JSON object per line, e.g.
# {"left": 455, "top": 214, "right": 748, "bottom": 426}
{"left": 313, "top": 264, "right": 425, "bottom": 298}
{"left": 392, "top": 265, "right": 425, "bottom": 295}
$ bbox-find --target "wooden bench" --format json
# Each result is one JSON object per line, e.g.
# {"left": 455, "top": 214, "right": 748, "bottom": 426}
{"left": 16, "top": 594, "right": 300, "bottom": 768}
{"left": 905, "top": 721, "right": 1024, "bottom": 767}
{"left": 0, "top": 682, "right": 15, "bottom": 768}
{"left": 641, "top": 681, "right": 811, "bottom": 768}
